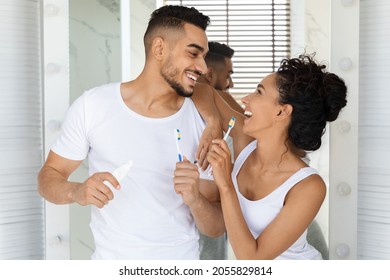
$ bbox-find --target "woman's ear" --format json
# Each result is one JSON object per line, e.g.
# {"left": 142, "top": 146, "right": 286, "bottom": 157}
{"left": 152, "top": 37, "right": 165, "bottom": 60}
{"left": 276, "top": 104, "right": 293, "bottom": 120}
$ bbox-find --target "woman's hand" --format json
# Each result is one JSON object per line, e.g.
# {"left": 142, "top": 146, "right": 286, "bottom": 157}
{"left": 207, "top": 139, "right": 234, "bottom": 190}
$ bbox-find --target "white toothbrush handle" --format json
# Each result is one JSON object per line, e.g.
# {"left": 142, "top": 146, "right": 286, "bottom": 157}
{"left": 223, "top": 127, "right": 232, "bottom": 141}
{"left": 210, "top": 129, "right": 232, "bottom": 176}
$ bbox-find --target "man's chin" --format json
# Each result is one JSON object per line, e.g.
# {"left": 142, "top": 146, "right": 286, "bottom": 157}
{"left": 180, "top": 92, "right": 193, "bottom": 98}
{"left": 176, "top": 88, "right": 193, "bottom": 98}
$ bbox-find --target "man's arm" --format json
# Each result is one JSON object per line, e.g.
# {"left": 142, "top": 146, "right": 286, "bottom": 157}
{"left": 173, "top": 158, "right": 225, "bottom": 237}
{"left": 38, "top": 150, "right": 119, "bottom": 208}
{"left": 216, "top": 90, "right": 245, "bottom": 114}
{"left": 191, "top": 83, "right": 224, "bottom": 170}
{"left": 192, "top": 179, "right": 225, "bottom": 237}
{"left": 192, "top": 83, "right": 222, "bottom": 126}
{"left": 193, "top": 83, "right": 253, "bottom": 162}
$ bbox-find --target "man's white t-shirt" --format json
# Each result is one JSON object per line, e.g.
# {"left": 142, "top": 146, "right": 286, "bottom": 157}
{"left": 52, "top": 83, "right": 211, "bottom": 259}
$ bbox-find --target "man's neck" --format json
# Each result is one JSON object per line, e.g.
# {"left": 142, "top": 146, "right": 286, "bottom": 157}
{"left": 120, "top": 76, "right": 185, "bottom": 118}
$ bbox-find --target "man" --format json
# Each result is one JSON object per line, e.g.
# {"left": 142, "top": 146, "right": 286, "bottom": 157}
{"left": 38, "top": 5, "right": 224, "bottom": 260}
{"left": 197, "top": 41, "right": 244, "bottom": 114}
{"left": 195, "top": 41, "right": 244, "bottom": 260}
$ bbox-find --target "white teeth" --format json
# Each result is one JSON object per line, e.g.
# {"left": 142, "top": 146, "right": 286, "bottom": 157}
{"left": 244, "top": 110, "right": 253, "bottom": 117}
{"left": 187, "top": 73, "right": 197, "bottom": 81}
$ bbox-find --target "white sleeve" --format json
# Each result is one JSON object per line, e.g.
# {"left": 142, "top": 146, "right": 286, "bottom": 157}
{"left": 51, "top": 93, "right": 89, "bottom": 160}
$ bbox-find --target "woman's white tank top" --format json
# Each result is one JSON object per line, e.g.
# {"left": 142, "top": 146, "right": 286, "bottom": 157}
{"left": 231, "top": 140, "right": 322, "bottom": 260}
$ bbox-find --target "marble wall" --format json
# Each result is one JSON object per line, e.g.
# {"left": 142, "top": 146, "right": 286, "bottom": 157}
{"left": 68, "top": 0, "right": 156, "bottom": 260}
{"left": 69, "top": 0, "right": 121, "bottom": 103}
{"left": 128, "top": 0, "right": 156, "bottom": 79}
{"left": 69, "top": 0, "right": 122, "bottom": 260}
{"left": 69, "top": 0, "right": 156, "bottom": 98}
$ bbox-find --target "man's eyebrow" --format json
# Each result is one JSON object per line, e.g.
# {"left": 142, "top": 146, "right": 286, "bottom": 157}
{"left": 187, "top": 43, "right": 205, "bottom": 53}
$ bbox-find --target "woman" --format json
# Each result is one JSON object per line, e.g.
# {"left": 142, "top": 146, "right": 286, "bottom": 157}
{"left": 206, "top": 54, "right": 347, "bottom": 259}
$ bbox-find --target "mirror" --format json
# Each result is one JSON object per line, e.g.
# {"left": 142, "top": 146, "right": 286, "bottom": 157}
{"left": 68, "top": 0, "right": 330, "bottom": 260}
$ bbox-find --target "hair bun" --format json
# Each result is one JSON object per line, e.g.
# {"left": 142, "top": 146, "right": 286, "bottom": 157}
{"left": 320, "top": 73, "right": 347, "bottom": 122}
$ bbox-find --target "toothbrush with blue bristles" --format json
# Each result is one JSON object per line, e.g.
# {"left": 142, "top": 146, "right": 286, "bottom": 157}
{"left": 209, "top": 116, "right": 236, "bottom": 175}
{"left": 223, "top": 116, "right": 236, "bottom": 141}
{"left": 174, "top": 128, "right": 183, "bottom": 162}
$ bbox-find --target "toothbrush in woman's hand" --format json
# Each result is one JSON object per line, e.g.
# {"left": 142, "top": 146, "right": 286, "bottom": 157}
{"left": 209, "top": 116, "right": 236, "bottom": 176}
{"left": 223, "top": 116, "right": 236, "bottom": 141}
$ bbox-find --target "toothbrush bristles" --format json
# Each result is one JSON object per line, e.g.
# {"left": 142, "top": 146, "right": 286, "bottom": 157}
{"left": 175, "top": 128, "right": 183, "bottom": 162}
{"left": 228, "top": 116, "right": 236, "bottom": 128}
{"left": 223, "top": 116, "right": 236, "bottom": 141}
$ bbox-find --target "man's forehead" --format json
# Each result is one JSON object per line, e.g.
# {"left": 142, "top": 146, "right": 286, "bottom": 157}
{"left": 182, "top": 24, "right": 208, "bottom": 52}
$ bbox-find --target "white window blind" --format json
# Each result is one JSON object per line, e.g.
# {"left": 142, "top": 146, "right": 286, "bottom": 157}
{"left": 0, "top": 0, "right": 44, "bottom": 259}
{"left": 164, "top": 0, "right": 290, "bottom": 103}
{"left": 358, "top": 0, "right": 390, "bottom": 259}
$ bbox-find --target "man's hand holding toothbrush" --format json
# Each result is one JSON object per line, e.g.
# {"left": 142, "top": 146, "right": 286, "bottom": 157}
{"left": 173, "top": 156, "right": 201, "bottom": 207}
{"left": 173, "top": 129, "right": 204, "bottom": 206}
{"left": 173, "top": 128, "right": 225, "bottom": 237}
{"left": 173, "top": 156, "right": 224, "bottom": 236}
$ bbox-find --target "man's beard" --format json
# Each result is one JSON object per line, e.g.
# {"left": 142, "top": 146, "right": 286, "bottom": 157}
{"left": 161, "top": 61, "right": 193, "bottom": 97}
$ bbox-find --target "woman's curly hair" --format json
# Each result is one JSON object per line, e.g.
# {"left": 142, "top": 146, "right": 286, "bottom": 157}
{"left": 276, "top": 54, "right": 347, "bottom": 151}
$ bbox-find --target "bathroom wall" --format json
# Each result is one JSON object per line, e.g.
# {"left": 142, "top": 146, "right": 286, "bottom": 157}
{"left": 69, "top": 0, "right": 121, "bottom": 103}
{"left": 69, "top": 0, "right": 121, "bottom": 259}
{"left": 291, "top": 0, "right": 331, "bottom": 248}
{"left": 304, "top": 0, "right": 331, "bottom": 246}
{"left": 68, "top": 0, "right": 155, "bottom": 259}
{"left": 295, "top": 0, "right": 360, "bottom": 259}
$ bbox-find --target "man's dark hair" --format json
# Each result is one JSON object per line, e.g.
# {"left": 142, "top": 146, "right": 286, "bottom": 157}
{"left": 205, "top": 41, "right": 235, "bottom": 67}
{"left": 143, "top": 5, "right": 210, "bottom": 54}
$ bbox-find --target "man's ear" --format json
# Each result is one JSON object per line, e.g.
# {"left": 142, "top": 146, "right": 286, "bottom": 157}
{"left": 151, "top": 37, "right": 165, "bottom": 60}
{"left": 204, "top": 67, "right": 214, "bottom": 83}
{"left": 276, "top": 104, "right": 293, "bottom": 120}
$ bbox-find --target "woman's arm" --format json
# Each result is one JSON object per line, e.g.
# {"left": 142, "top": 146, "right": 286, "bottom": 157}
{"left": 247, "top": 175, "right": 326, "bottom": 259}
